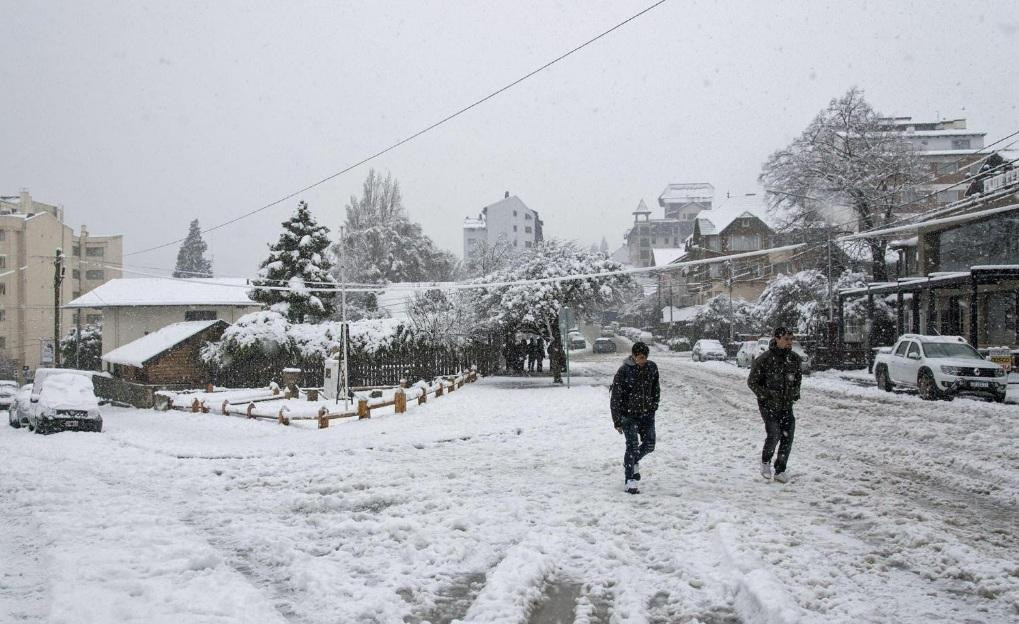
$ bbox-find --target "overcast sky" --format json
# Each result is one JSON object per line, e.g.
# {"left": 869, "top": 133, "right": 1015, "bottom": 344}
{"left": 2, "top": 0, "right": 1017, "bottom": 278}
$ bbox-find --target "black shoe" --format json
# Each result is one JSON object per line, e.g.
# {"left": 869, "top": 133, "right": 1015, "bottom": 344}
{"left": 632, "top": 472, "right": 641, "bottom": 481}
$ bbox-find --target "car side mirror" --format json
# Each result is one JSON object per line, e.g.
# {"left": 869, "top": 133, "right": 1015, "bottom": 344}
{"left": 907, "top": 353, "right": 920, "bottom": 360}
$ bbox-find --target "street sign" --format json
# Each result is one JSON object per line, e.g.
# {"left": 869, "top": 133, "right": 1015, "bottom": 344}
{"left": 987, "top": 347, "right": 1013, "bottom": 373}
{"left": 559, "top": 307, "right": 574, "bottom": 333}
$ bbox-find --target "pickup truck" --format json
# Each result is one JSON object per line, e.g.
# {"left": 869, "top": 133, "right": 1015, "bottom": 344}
{"left": 873, "top": 334, "right": 1007, "bottom": 402}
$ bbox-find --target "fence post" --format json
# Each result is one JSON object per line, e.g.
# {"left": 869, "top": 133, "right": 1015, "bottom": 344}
{"left": 318, "top": 406, "right": 329, "bottom": 429}
{"left": 246, "top": 402, "right": 256, "bottom": 419}
{"left": 395, "top": 388, "right": 406, "bottom": 414}
{"left": 358, "top": 398, "right": 370, "bottom": 419}
{"left": 278, "top": 406, "right": 290, "bottom": 426}
{"left": 418, "top": 387, "right": 427, "bottom": 405}
{"left": 436, "top": 382, "right": 444, "bottom": 397}
{"left": 191, "top": 398, "right": 202, "bottom": 413}
{"left": 221, "top": 400, "right": 229, "bottom": 415}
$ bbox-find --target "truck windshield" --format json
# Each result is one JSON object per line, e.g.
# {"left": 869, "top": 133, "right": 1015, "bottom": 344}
{"left": 922, "top": 343, "right": 982, "bottom": 359}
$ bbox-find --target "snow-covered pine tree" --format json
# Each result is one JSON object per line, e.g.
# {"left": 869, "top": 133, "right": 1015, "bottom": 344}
{"left": 59, "top": 323, "right": 103, "bottom": 370}
{"left": 249, "top": 201, "right": 337, "bottom": 323}
{"left": 173, "top": 219, "right": 213, "bottom": 278}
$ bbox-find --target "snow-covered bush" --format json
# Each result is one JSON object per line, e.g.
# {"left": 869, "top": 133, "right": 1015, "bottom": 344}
{"left": 666, "top": 336, "right": 691, "bottom": 352}
{"left": 690, "top": 295, "right": 756, "bottom": 342}
{"left": 59, "top": 322, "right": 103, "bottom": 371}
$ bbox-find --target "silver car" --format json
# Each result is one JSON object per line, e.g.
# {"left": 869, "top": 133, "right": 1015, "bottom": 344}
{"left": 8, "top": 384, "right": 33, "bottom": 428}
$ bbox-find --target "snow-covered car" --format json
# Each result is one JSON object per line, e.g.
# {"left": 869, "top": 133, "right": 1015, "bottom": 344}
{"left": 749, "top": 338, "right": 811, "bottom": 373}
{"left": 735, "top": 341, "right": 758, "bottom": 368}
{"left": 600, "top": 326, "right": 615, "bottom": 337}
{"left": 568, "top": 333, "right": 588, "bottom": 350}
{"left": 28, "top": 373, "right": 103, "bottom": 434}
{"left": 8, "top": 384, "right": 32, "bottom": 428}
{"left": 593, "top": 337, "right": 617, "bottom": 353}
{"left": 0, "top": 384, "right": 16, "bottom": 412}
{"left": 873, "top": 334, "right": 1007, "bottom": 402}
{"left": 692, "top": 339, "right": 727, "bottom": 362}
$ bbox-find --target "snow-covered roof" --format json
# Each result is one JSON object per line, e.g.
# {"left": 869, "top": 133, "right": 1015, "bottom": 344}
{"left": 662, "top": 305, "right": 701, "bottom": 323}
{"left": 463, "top": 216, "right": 486, "bottom": 230}
{"left": 658, "top": 183, "right": 714, "bottom": 204}
{"left": 692, "top": 193, "right": 776, "bottom": 237}
{"left": 610, "top": 244, "right": 630, "bottom": 265}
{"left": 890, "top": 236, "right": 918, "bottom": 248}
{"left": 66, "top": 278, "right": 258, "bottom": 308}
{"left": 651, "top": 248, "right": 686, "bottom": 266}
{"left": 102, "top": 320, "right": 225, "bottom": 368}
{"left": 481, "top": 195, "right": 536, "bottom": 218}
{"left": 633, "top": 198, "right": 652, "bottom": 214}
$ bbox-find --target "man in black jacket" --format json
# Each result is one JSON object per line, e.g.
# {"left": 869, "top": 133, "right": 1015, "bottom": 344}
{"left": 610, "top": 342, "right": 660, "bottom": 494}
{"left": 747, "top": 327, "right": 803, "bottom": 483}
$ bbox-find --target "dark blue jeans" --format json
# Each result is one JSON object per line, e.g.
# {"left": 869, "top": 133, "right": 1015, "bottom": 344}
{"left": 622, "top": 413, "right": 656, "bottom": 481}
{"left": 760, "top": 404, "right": 795, "bottom": 474}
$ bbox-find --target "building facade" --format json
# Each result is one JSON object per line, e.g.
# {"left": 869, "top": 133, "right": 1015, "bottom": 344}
{"left": 0, "top": 190, "right": 123, "bottom": 378}
{"left": 462, "top": 193, "right": 544, "bottom": 263}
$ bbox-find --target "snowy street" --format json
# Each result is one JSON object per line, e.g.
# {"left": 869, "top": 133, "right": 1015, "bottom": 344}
{"left": 2, "top": 353, "right": 1018, "bottom": 624}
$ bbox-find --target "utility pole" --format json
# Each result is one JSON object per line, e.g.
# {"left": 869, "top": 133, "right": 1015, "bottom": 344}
{"left": 826, "top": 225, "right": 834, "bottom": 322}
{"left": 53, "top": 249, "right": 65, "bottom": 368}
{"left": 75, "top": 230, "right": 87, "bottom": 368}
{"left": 726, "top": 261, "right": 734, "bottom": 344}
{"left": 339, "top": 225, "right": 349, "bottom": 410}
{"left": 668, "top": 275, "right": 674, "bottom": 339}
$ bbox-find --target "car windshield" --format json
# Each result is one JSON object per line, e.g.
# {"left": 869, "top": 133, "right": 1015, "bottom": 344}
{"left": 922, "top": 342, "right": 982, "bottom": 360}
{"left": 701, "top": 341, "right": 723, "bottom": 349}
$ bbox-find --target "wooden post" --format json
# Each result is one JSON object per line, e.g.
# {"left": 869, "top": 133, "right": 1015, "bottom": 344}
{"left": 306, "top": 389, "right": 318, "bottom": 402}
{"left": 221, "top": 400, "right": 230, "bottom": 415}
{"left": 191, "top": 398, "right": 202, "bottom": 413}
{"left": 318, "top": 406, "right": 329, "bottom": 429}
{"left": 418, "top": 388, "right": 426, "bottom": 405}
{"left": 436, "top": 383, "right": 444, "bottom": 397}
{"left": 278, "top": 407, "right": 290, "bottom": 426}
{"left": 205, "top": 383, "right": 214, "bottom": 393}
{"left": 358, "top": 398, "right": 370, "bottom": 419}
{"left": 395, "top": 388, "right": 406, "bottom": 414}
{"left": 246, "top": 402, "right": 256, "bottom": 419}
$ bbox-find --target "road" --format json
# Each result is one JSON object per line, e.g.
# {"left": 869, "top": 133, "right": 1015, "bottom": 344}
{"left": 1, "top": 352, "right": 1017, "bottom": 623}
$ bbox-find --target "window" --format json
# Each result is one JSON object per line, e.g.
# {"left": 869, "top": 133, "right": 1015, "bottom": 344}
{"left": 729, "top": 234, "right": 761, "bottom": 251}
{"left": 0, "top": 283, "right": 5, "bottom": 295}
{"left": 86, "top": 314, "right": 102, "bottom": 325}
{"left": 72, "top": 269, "right": 80, "bottom": 279}
{"left": 85, "top": 270, "right": 104, "bottom": 280}
{"left": 0, "top": 230, "right": 5, "bottom": 241}
{"left": 72, "top": 245, "right": 79, "bottom": 256}
{"left": 185, "top": 310, "right": 217, "bottom": 321}
{"left": 73, "top": 291, "right": 80, "bottom": 299}
{"left": 0, "top": 310, "right": 5, "bottom": 321}
{"left": 513, "top": 225, "right": 517, "bottom": 232}
{"left": 513, "top": 210, "right": 517, "bottom": 217}
{"left": 894, "top": 342, "right": 909, "bottom": 357}
{"left": 525, "top": 213, "right": 532, "bottom": 220}
{"left": 0, "top": 256, "right": 5, "bottom": 269}
{"left": 85, "top": 246, "right": 104, "bottom": 257}
{"left": 525, "top": 226, "right": 532, "bottom": 234}
{"left": 640, "top": 249, "right": 650, "bottom": 259}
{"left": 951, "top": 139, "right": 971, "bottom": 150}
{"left": 640, "top": 238, "right": 650, "bottom": 247}
{"left": 938, "top": 161, "right": 957, "bottom": 175}
{"left": 525, "top": 241, "right": 533, "bottom": 248}
{"left": 906, "top": 342, "right": 921, "bottom": 359}
{"left": 0, "top": 337, "right": 5, "bottom": 350}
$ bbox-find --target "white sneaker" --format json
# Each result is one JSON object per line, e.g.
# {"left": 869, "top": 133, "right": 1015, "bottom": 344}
{"left": 760, "top": 462, "right": 773, "bottom": 480}
{"left": 774, "top": 471, "right": 790, "bottom": 484}
{"left": 625, "top": 479, "right": 640, "bottom": 494}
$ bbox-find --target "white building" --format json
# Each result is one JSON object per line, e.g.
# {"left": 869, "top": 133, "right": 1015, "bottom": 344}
{"left": 463, "top": 193, "right": 544, "bottom": 262}
{"left": 65, "top": 278, "right": 262, "bottom": 357}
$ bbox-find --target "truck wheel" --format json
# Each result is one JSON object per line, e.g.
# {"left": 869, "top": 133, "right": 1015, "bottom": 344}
{"left": 918, "top": 371, "right": 941, "bottom": 401}
{"left": 875, "top": 366, "right": 893, "bottom": 392}
{"left": 993, "top": 391, "right": 1007, "bottom": 404}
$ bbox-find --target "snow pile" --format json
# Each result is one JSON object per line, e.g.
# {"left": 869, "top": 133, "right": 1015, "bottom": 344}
{"left": 38, "top": 373, "right": 99, "bottom": 411}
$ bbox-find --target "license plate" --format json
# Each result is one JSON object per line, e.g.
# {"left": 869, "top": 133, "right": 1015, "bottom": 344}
{"left": 969, "top": 382, "right": 988, "bottom": 388}
{"left": 64, "top": 420, "right": 78, "bottom": 427}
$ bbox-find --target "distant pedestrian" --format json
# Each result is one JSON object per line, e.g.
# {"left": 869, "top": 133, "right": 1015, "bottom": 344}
{"left": 535, "top": 337, "right": 546, "bottom": 372}
{"left": 502, "top": 337, "right": 514, "bottom": 373}
{"left": 526, "top": 338, "right": 537, "bottom": 372}
{"left": 747, "top": 327, "right": 803, "bottom": 484}
{"left": 610, "top": 341, "right": 660, "bottom": 494}
{"left": 516, "top": 339, "right": 528, "bottom": 373}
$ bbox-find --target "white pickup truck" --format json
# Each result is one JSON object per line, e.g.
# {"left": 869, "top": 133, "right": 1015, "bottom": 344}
{"left": 873, "top": 334, "right": 1007, "bottom": 402}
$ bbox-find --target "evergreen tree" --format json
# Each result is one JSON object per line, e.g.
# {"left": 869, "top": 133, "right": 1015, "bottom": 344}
{"left": 249, "top": 201, "right": 336, "bottom": 323}
{"left": 173, "top": 219, "right": 213, "bottom": 278}
{"left": 59, "top": 323, "right": 103, "bottom": 370}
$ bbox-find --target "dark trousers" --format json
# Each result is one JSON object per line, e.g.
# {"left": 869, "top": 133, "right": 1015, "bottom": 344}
{"left": 760, "top": 404, "right": 795, "bottom": 474}
{"left": 623, "top": 414, "right": 656, "bottom": 481}
{"left": 527, "top": 356, "right": 536, "bottom": 372}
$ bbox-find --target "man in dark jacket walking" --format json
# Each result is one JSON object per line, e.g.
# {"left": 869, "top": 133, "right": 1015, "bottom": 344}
{"left": 610, "top": 342, "right": 660, "bottom": 494}
{"left": 747, "top": 327, "right": 803, "bottom": 483}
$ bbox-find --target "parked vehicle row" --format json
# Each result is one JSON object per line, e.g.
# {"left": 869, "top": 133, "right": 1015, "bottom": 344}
{"left": 873, "top": 334, "right": 1007, "bottom": 402}
{"left": 734, "top": 338, "right": 812, "bottom": 374}
{"left": 5, "top": 368, "right": 104, "bottom": 434}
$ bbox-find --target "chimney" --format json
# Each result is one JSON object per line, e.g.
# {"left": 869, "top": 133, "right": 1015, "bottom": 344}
{"left": 504, "top": 191, "right": 509, "bottom": 199}
{"left": 19, "top": 189, "right": 32, "bottom": 212}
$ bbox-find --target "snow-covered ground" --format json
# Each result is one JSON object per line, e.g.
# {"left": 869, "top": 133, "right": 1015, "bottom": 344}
{"left": 2, "top": 353, "right": 1017, "bottom": 623}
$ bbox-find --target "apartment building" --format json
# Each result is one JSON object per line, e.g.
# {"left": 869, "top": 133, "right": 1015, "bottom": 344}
{"left": 463, "top": 192, "right": 544, "bottom": 263}
{"left": 0, "top": 190, "right": 123, "bottom": 378}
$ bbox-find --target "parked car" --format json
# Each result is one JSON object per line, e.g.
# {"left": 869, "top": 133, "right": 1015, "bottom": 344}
{"left": 27, "top": 373, "right": 103, "bottom": 434}
{"left": 749, "top": 338, "right": 812, "bottom": 373}
{"left": 692, "top": 339, "right": 727, "bottom": 362}
{"left": 0, "top": 384, "right": 16, "bottom": 412}
{"left": 8, "top": 384, "right": 33, "bottom": 428}
{"left": 735, "top": 341, "right": 758, "bottom": 368}
{"left": 593, "top": 337, "right": 618, "bottom": 353}
{"left": 873, "top": 334, "right": 1007, "bottom": 402}
{"left": 600, "top": 326, "right": 615, "bottom": 337}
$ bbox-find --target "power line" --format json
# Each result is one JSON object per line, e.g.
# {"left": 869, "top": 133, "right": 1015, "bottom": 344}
{"left": 122, "top": 0, "right": 670, "bottom": 259}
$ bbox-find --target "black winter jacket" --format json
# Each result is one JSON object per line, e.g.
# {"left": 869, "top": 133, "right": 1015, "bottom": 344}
{"left": 610, "top": 356, "right": 660, "bottom": 427}
{"left": 747, "top": 344, "right": 803, "bottom": 408}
